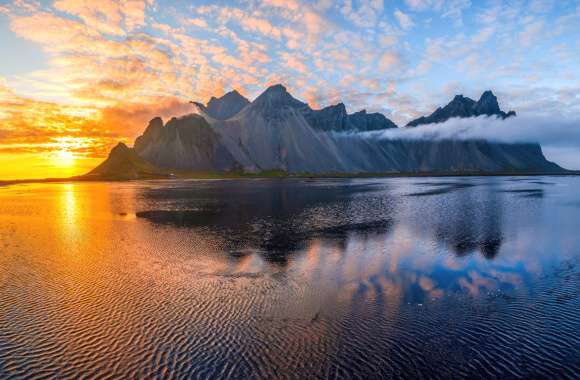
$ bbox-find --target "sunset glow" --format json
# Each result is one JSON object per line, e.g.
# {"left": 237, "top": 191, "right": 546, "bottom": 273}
{"left": 1, "top": 0, "right": 579, "bottom": 179}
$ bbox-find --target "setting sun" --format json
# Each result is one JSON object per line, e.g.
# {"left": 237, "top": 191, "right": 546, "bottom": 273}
{"left": 54, "top": 137, "right": 81, "bottom": 162}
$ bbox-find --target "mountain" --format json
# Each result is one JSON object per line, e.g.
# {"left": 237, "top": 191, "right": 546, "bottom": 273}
{"left": 248, "top": 84, "right": 311, "bottom": 119}
{"left": 197, "top": 84, "right": 398, "bottom": 132}
{"left": 88, "top": 84, "right": 565, "bottom": 177}
{"left": 407, "top": 91, "right": 516, "bottom": 127}
{"left": 207, "top": 84, "right": 345, "bottom": 173}
{"left": 252, "top": 84, "right": 398, "bottom": 131}
{"left": 134, "top": 114, "right": 238, "bottom": 171}
{"left": 85, "top": 142, "right": 167, "bottom": 180}
{"left": 305, "top": 103, "right": 398, "bottom": 132}
{"left": 201, "top": 84, "right": 560, "bottom": 173}
{"left": 192, "top": 90, "right": 250, "bottom": 120}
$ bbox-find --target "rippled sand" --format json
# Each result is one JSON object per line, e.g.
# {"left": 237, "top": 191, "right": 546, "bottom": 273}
{"left": 0, "top": 177, "right": 579, "bottom": 379}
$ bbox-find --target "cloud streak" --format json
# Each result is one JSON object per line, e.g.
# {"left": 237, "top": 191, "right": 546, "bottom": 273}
{"left": 369, "top": 115, "right": 579, "bottom": 146}
{"left": 366, "top": 115, "right": 580, "bottom": 168}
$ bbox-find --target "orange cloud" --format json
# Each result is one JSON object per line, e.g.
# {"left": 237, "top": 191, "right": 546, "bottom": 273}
{"left": 188, "top": 17, "right": 208, "bottom": 28}
{"left": 280, "top": 52, "right": 308, "bottom": 73}
{"left": 262, "top": 0, "right": 301, "bottom": 11}
{"left": 53, "top": 0, "right": 151, "bottom": 35}
{"left": 378, "top": 52, "right": 401, "bottom": 71}
{"left": 0, "top": 81, "right": 193, "bottom": 158}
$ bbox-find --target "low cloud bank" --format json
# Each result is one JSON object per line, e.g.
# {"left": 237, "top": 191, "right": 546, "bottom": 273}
{"left": 354, "top": 115, "right": 580, "bottom": 169}
{"left": 371, "top": 115, "right": 580, "bottom": 147}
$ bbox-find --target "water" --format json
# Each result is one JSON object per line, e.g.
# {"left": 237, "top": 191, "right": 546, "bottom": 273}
{"left": 0, "top": 177, "right": 579, "bottom": 379}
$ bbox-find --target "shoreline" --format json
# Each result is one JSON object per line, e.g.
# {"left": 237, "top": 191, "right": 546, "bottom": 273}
{"left": 2, "top": 170, "right": 579, "bottom": 187}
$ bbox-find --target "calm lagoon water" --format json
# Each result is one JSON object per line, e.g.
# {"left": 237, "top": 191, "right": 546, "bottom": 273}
{"left": 0, "top": 177, "right": 579, "bottom": 379}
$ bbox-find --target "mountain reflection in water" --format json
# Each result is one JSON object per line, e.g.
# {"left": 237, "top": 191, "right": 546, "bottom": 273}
{"left": 135, "top": 179, "right": 504, "bottom": 262}
{"left": 0, "top": 177, "right": 579, "bottom": 379}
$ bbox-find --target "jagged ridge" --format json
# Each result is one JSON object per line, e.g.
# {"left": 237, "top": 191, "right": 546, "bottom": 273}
{"left": 134, "top": 114, "right": 238, "bottom": 171}
{"left": 192, "top": 90, "right": 250, "bottom": 120}
{"left": 407, "top": 90, "right": 516, "bottom": 127}
{"left": 88, "top": 84, "right": 565, "bottom": 177}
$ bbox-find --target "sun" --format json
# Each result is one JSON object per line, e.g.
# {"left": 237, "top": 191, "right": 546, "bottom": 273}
{"left": 52, "top": 148, "right": 77, "bottom": 169}
{"left": 56, "top": 149, "right": 76, "bottom": 162}
{"left": 51, "top": 138, "right": 83, "bottom": 168}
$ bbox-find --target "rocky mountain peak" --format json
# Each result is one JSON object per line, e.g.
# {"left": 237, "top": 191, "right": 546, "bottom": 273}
{"left": 251, "top": 84, "right": 308, "bottom": 114}
{"left": 474, "top": 90, "right": 501, "bottom": 115}
{"left": 450, "top": 94, "right": 476, "bottom": 106}
{"left": 147, "top": 116, "right": 163, "bottom": 128}
{"left": 321, "top": 102, "right": 348, "bottom": 116}
{"left": 256, "top": 84, "right": 293, "bottom": 101}
{"left": 480, "top": 90, "right": 495, "bottom": 98}
{"left": 143, "top": 117, "right": 164, "bottom": 136}
{"left": 407, "top": 90, "right": 515, "bottom": 127}
{"left": 86, "top": 141, "right": 165, "bottom": 180}
{"left": 110, "top": 141, "right": 131, "bottom": 155}
{"left": 195, "top": 89, "right": 250, "bottom": 120}
{"left": 264, "top": 83, "right": 287, "bottom": 93}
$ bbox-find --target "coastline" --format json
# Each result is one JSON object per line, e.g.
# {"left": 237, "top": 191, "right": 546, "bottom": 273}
{"left": 2, "top": 169, "right": 579, "bottom": 187}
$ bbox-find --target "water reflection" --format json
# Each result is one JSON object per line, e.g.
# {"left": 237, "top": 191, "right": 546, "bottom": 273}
{"left": 136, "top": 180, "right": 395, "bottom": 261}
{"left": 132, "top": 179, "right": 555, "bottom": 308}
{"left": 135, "top": 179, "right": 503, "bottom": 262}
{"left": 0, "top": 178, "right": 578, "bottom": 379}
{"left": 430, "top": 185, "right": 504, "bottom": 259}
{"left": 132, "top": 179, "right": 520, "bottom": 305}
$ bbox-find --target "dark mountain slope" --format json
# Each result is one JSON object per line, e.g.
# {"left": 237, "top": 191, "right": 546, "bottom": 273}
{"left": 305, "top": 103, "right": 398, "bottom": 132}
{"left": 85, "top": 142, "right": 167, "bottom": 180}
{"left": 134, "top": 114, "right": 239, "bottom": 171}
{"left": 90, "top": 84, "right": 565, "bottom": 176}
{"left": 407, "top": 91, "right": 516, "bottom": 127}
{"left": 192, "top": 90, "right": 250, "bottom": 120}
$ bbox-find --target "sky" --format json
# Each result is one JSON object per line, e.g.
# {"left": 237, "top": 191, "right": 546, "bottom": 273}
{"left": 0, "top": 0, "right": 579, "bottom": 179}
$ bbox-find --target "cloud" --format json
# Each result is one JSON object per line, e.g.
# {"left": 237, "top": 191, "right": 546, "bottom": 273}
{"left": 123, "top": 0, "right": 150, "bottom": 30}
{"left": 341, "top": 0, "right": 384, "bottom": 28}
{"left": 188, "top": 17, "right": 208, "bottom": 28}
{"left": 404, "top": 0, "right": 440, "bottom": 11}
{"left": 280, "top": 52, "right": 308, "bottom": 73}
{"left": 239, "top": 14, "right": 282, "bottom": 40}
{"left": 529, "top": 0, "right": 554, "bottom": 13}
{"left": 0, "top": 81, "right": 192, "bottom": 157}
{"left": 441, "top": 0, "right": 471, "bottom": 26}
{"left": 471, "top": 26, "right": 494, "bottom": 44}
{"left": 403, "top": 0, "right": 470, "bottom": 26}
{"left": 378, "top": 52, "right": 401, "bottom": 71}
{"left": 519, "top": 20, "right": 544, "bottom": 47}
{"left": 394, "top": 9, "right": 414, "bottom": 30}
{"left": 368, "top": 115, "right": 580, "bottom": 168}
{"left": 262, "top": 0, "right": 301, "bottom": 11}
{"left": 53, "top": 0, "right": 151, "bottom": 35}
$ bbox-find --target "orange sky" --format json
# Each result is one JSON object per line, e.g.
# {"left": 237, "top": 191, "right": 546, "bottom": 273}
{"left": 0, "top": 80, "right": 194, "bottom": 179}
{"left": 0, "top": 1, "right": 232, "bottom": 180}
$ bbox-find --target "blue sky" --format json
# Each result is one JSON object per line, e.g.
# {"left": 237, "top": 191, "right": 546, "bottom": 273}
{"left": 0, "top": 0, "right": 579, "bottom": 173}
{"left": 1, "top": 0, "right": 579, "bottom": 119}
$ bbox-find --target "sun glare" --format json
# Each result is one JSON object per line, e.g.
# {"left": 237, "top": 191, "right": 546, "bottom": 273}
{"left": 55, "top": 148, "right": 76, "bottom": 163}
{"left": 51, "top": 138, "right": 82, "bottom": 168}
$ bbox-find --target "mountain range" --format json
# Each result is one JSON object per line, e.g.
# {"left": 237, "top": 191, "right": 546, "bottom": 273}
{"left": 86, "top": 84, "right": 564, "bottom": 179}
{"left": 406, "top": 90, "right": 516, "bottom": 127}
